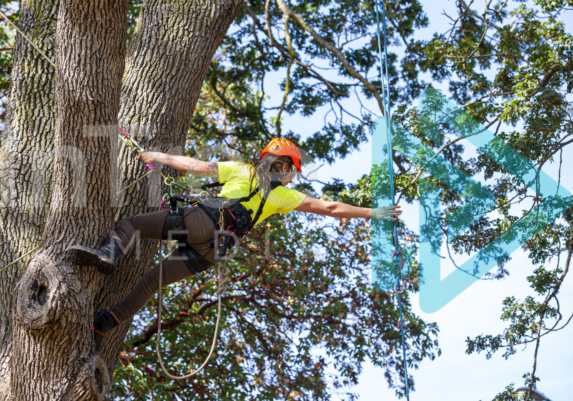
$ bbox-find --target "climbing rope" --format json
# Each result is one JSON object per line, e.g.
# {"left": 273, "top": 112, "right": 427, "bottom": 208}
{"left": 0, "top": 247, "right": 38, "bottom": 273}
{"left": 155, "top": 237, "right": 231, "bottom": 379}
{"left": 374, "top": 0, "right": 411, "bottom": 399}
{"left": 0, "top": 10, "right": 55, "bottom": 66}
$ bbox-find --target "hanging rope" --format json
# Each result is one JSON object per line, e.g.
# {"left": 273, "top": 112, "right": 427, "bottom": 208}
{"left": 155, "top": 240, "right": 231, "bottom": 380}
{"left": 374, "top": 1, "right": 411, "bottom": 399}
{"left": 0, "top": 10, "right": 55, "bottom": 66}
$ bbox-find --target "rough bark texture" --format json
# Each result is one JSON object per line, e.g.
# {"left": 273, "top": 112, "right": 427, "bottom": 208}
{"left": 9, "top": 1, "right": 127, "bottom": 399}
{"left": 0, "top": 0, "right": 58, "bottom": 396}
{"left": 97, "top": 0, "right": 243, "bottom": 377}
{"left": 0, "top": 0, "right": 243, "bottom": 398}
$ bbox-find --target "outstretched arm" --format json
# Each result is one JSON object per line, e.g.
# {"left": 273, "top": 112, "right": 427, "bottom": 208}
{"left": 138, "top": 152, "right": 219, "bottom": 177}
{"left": 295, "top": 197, "right": 401, "bottom": 220}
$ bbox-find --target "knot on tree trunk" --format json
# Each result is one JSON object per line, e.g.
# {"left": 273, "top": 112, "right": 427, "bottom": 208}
{"left": 61, "top": 354, "right": 112, "bottom": 401}
{"left": 14, "top": 252, "right": 69, "bottom": 330}
{"left": 88, "top": 354, "right": 111, "bottom": 400}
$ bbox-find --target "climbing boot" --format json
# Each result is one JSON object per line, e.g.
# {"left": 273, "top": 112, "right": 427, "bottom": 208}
{"left": 93, "top": 309, "right": 120, "bottom": 352}
{"left": 67, "top": 236, "right": 125, "bottom": 275}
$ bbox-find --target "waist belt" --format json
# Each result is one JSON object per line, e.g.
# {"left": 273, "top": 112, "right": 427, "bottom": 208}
{"left": 197, "top": 198, "right": 253, "bottom": 238}
{"left": 167, "top": 180, "right": 281, "bottom": 259}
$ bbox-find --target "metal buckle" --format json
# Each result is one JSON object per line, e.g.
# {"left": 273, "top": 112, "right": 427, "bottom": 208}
{"left": 213, "top": 229, "right": 240, "bottom": 261}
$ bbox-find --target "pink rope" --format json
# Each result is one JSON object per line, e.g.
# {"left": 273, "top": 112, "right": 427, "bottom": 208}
{"left": 159, "top": 199, "right": 169, "bottom": 211}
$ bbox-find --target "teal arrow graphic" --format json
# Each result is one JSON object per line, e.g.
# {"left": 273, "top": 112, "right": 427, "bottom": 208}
{"left": 371, "top": 88, "right": 573, "bottom": 313}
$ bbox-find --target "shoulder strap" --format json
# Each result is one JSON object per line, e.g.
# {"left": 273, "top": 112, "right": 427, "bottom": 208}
{"left": 250, "top": 196, "right": 267, "bottom": 228}
{"left": 217, "top": 180, "right": 284, "bottom": 229}
{"left": 248, "top": 181, "right": 283, "bottom": 228}
{"left": 234, "top": 188, "right": 259, "bottom": 204}
{"left": 201, "top": 181, "right": 224, "bottom": 190}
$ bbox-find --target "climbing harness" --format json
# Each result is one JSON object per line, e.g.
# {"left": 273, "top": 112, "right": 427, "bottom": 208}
{"left": 374, "top": 0, "right": 411, "bottom": 398}
{"left": 161, "top": 178, "right": 282, "bottom": 260}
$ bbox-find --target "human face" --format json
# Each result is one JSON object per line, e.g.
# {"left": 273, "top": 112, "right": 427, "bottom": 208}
{"left": 281, "top": 164, "right": 295, "bottom": 186}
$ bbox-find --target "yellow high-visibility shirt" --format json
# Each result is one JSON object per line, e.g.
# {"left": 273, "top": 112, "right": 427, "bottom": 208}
{"left": 218, "top": 161, "right": 306, "bottom": 226}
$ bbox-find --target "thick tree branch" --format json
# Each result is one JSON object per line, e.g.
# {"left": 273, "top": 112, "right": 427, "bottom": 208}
{"left": 275, "top": 0, "right": 386, "bottom": 115}
{"left": 243, "top": 3, "right": 346, "bottom": 98}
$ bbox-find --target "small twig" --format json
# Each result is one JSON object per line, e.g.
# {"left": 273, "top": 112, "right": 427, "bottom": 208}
{"left": 276, "top": 14, "right": 295, "bottom": 136}
{"left": 458, "top": 0, "right": 502, "bottom": 30}
{"left": 243, "top": 3, "right": 346, "bottom": 98}
{"left": 525, "top": 239, "right": 573, "bottom": 401}
{"left": 276, "top": 0, "right": 385, "bottom": 114}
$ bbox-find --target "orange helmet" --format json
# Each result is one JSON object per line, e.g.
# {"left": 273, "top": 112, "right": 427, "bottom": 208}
{"left": 260, "top": 138, "right": 302, "bottom": 173}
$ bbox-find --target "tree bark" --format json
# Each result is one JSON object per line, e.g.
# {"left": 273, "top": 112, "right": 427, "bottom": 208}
{"left": 0, "top": 0, "right": 58, "bottom": 396}
{"left": 1, "top": 0, "right": 243, "bottom": 399}
{"left": 97, "top": 0, "right": 243, "bottom": 378}
{"left": 9, "top": 1, "right": 128, "bottom": 399}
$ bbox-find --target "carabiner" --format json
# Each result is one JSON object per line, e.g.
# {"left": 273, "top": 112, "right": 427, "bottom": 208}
{"left": 393, "top": 275, "right": 408, "bottom": 294}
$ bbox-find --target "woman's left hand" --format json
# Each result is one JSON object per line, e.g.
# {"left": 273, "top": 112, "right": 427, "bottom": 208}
{"left": 372, "top": 205, "right": 402, "bottom": 220}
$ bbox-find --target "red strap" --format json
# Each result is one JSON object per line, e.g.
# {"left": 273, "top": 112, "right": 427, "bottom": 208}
{"left": 225, "top": 207, "right": 236, "bottom": 221}
{"left": 92, "top": 327, "right": 106, "bottom": 337}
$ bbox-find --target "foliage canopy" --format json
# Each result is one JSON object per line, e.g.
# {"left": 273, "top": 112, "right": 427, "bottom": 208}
{"left": 0, "top": 0, "right": 571, "bottom": 399}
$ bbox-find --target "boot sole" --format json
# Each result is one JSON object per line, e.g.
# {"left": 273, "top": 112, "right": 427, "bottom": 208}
{"left": 67, "top": 246, "right": 116, "bottom": 275}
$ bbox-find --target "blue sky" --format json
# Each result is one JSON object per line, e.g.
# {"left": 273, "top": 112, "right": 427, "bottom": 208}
{"left": 1, "top": 1, "right": 570, "bottom": 399}
{"left": 265, "top": 1, "right": 573, "bottom": 399}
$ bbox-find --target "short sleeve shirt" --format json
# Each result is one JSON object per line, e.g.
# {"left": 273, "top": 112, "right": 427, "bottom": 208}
{"left": 217, "top": 161, "right": 306, "bottom": 225}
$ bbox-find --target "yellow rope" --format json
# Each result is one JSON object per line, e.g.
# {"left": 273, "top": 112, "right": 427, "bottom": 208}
{"left": 1, "top": 247, "right": 39, "bottom": 273}
{"left": 0, "top": 10, "right": 55, "bottom": 67}
{"left": 117, "top": 170, "right": 154, "bottom": 195}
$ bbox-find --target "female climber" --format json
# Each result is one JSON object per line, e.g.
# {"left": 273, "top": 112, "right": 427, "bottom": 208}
{"left": 66, "top": 138, "right": 402, "bottom": 351}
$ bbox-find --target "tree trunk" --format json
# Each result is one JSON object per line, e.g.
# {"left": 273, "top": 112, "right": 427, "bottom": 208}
{"left": 10, "top": 0, "right": 128, "bottom": 399}
{"left": 0, "top": 0, "right": 242, "bottom": 399}
{"left": 0, "top": 0, "right": 58, "bottom": 396}
{"left": 98, "top": 0, "right": 243, "bottom": 378}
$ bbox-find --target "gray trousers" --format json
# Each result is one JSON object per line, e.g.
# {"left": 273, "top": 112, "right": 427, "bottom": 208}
{"left": 111, "top": 207, "right": 218, "bottom": 322}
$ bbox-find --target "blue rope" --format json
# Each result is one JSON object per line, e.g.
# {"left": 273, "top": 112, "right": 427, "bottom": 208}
{"left": 374, "top": 1, "right": 411, "bottom": 399}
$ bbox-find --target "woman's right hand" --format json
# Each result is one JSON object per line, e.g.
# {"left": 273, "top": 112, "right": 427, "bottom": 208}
{"left": 138, "top": 151, "right": 163, "bottom": 164}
